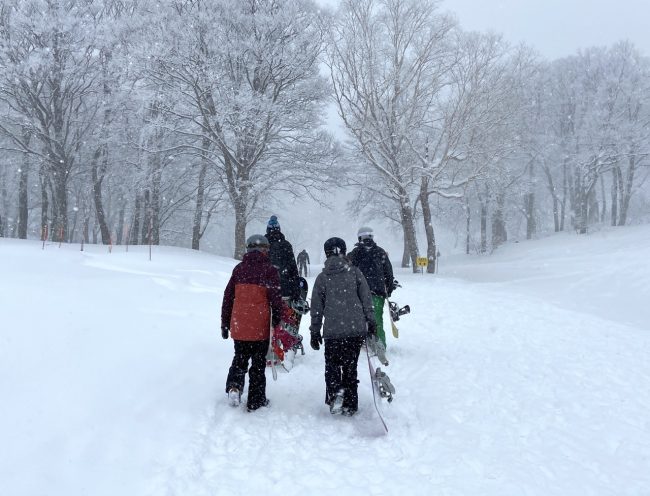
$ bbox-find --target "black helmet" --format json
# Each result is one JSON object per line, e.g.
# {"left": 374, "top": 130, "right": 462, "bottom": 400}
{"left": 246, "top": 234, "right": 270, "bottom": 253}
{"left": 324, "top": 237, "right": 346, "bottom": 257}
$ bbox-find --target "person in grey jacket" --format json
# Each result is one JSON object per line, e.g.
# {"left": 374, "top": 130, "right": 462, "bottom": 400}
{"left": 309, "top": 237, "right": 376, "bottom": 416}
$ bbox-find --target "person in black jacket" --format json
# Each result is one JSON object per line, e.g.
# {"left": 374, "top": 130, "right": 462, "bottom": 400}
{"left": 348, "top": 226, "right": 395, "bottom": 348}
{"left": 265, "top": 215, "right": 301, "bottom": 301}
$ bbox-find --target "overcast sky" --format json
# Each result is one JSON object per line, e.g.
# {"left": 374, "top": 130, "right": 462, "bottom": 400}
{"left": 319, "top": 0, "right": 650, "bottom": 59}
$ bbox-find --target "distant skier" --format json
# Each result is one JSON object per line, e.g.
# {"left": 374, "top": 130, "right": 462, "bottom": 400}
{"left": 221, "top": 234, "right": 284, "bottom": 411}
{"left": 309, "top": 237, "right": 376, "bottom": 416}
{"left": 296, "top": 249, "right": 310, "bottom": 277}
{"left": 348, "top": 226, "right": 396, "bottom": 349}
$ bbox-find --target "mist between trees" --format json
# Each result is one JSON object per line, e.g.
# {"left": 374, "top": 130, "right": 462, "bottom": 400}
{"left": 1, "top": 0, "right": 649, "bottom": 268}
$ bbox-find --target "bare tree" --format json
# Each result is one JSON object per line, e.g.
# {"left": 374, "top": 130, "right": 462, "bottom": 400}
{"left": 144, "top": 0, "right": 336, "bottom": 258}
{"left": 328, "top": 0, "right": 456, "bottom": 271}
{"left": 0, "top": 0, "right": 104, "bottom": 242}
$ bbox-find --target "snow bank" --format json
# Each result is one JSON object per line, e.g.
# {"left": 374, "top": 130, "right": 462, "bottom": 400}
{"left": 1, "top": 228, "right": 649, "bottom": 496}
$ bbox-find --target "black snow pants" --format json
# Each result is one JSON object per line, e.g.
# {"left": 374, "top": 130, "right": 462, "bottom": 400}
{"left": 324, "top": 336, "right": 364, "bottom": 411}
{"left": 226, "top": 339, "right": 268, "bottom": 409}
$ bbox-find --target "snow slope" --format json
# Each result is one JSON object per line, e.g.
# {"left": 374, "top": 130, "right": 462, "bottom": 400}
{"left": 1, "top": 227, "right": 649, "bottom": 496}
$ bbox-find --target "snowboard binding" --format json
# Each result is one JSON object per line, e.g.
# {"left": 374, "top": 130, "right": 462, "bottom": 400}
{"left": 290, "top": 298, "right": 310, "bottom": 315}
{"left": 374, "top": 367, "right": 395, "bottom": 403}
{"left": 389, "top": 301, "right": 410, "bottom": 322}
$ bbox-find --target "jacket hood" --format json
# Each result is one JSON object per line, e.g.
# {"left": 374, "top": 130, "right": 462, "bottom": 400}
{"left": 323, "top": 255, "right": 350, "bottom": 274}
{"left": 242, "top": 250, "right": 270, "bottom": 265}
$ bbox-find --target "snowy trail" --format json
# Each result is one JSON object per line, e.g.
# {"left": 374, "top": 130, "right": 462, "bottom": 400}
{"left": 151, "top": 276, "right": 650, "bottom": 496}
{"left": 2, "top": 233, "right": 650, "bottom": 496}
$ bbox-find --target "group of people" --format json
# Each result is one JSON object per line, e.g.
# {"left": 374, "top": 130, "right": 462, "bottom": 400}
{"left": 220, "top": 216, "right": 396, "bottom": 416}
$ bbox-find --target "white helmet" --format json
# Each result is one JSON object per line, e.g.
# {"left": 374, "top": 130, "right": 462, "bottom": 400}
{"left": 357, "top": 226, "right": 374, "bottom": 240}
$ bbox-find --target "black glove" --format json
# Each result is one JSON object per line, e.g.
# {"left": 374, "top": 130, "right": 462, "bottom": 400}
{"left": 367, "top": 320, "right": 377, "bottom": 337}
{"left": 221, "top": 326, "right": 229, "bottom": 340}
{"left": 310, "top": 332, "right": 322, "bottom": 351}
{"left": 388, "top": 279, "right": 399, "bottom": 297}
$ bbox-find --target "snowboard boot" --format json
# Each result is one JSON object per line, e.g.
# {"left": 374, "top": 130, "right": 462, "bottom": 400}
{"left": 341, "top": 407, "right": 357, "bottom": 417}
{"left": 228, "top": 387, "right": 241, "bottom": 407}
{"left": 247, "top": 398, "right": 270, "bottom": 412}
{"left": 329, "top": 389, "right": 345, "bottom": 415}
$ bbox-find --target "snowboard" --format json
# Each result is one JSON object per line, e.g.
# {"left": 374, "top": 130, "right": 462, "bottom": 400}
{"left": 266, "top": 277, "right": 310, "bottom": 371}
{"left": 365, "top": 342, "right": 395, "bottom": 434}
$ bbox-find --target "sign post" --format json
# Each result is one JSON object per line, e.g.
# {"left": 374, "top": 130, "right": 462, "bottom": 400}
{"left": 416, "top": 256, "right": 428, "bottom": 274}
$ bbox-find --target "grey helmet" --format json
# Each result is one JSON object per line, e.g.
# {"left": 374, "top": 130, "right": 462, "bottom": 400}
{"left": 246, "top": 234, "right": 270, "bottom": 253}
{"left": 357, "top": 226, "right": 374, "bottom": 240}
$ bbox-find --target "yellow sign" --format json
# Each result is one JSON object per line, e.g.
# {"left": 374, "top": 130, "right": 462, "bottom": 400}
{"left": 416, "top": 257, "right": 428, "bottom": 267}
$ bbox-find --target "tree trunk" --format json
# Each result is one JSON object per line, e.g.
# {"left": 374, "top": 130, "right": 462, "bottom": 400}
{"left": 525, "top": 191, "right": 535, "bottom": 240}
{"left": 618, "top": 155, "right": 636, "bottom": 226}
{"left": 587, "top": 187, "right": 599, "bottom": 225}
{"left": 192, "top": 136, "right": 210, "bottom": 250}
{"left": 51, "top": 163, "right": 69, "bottom": 243}
{"left": 0, "top": 165, "right": 7, "bottom": 237}
{"left": 92, "top": 147, "right": 111, "bottom": 244}
{"left": 572, "top": 167, "right": 588, "bottom": 234}
{"left": 611, "top": 167, "right": 619, "bottom": 226}
{"left": 398, "top": 189, "right": 419, "bottom": 273}
{"left": 560, "top": 159, "right": 568, "bottom": 231}
{"left": 419, "top": 179, "right": 436, "bottom": 273}
{"left": 17, "top": 130, "right": 31, "bottom": 239}
{"left": 525, "top": 162, "right": 536, "bottom": 239}
{"left": 39, "top": 164, "right": 49, "bottom": 240}
{"left": 141, "top": 190, "right": 151, "bottom": 245}
{"left": 465, "top": 199, "right": 471, "bottom": 255}
{"left": 401, "top": 235, "right": 410, "bottom": 268}
{"left": 599, "top": 172, "right": 607, "bottom": 223}
{"left": 116, "top": 195, "right": 126, "bottom": 245}
{"left": 491, "top": 193, "right": 507, "bottom": 248}
{"left": 151, "top": 153, "right": 162, "bottom": 245}
{"left": 542, "top": 165, "right": 560, "bottom": 232}
{"left": 130, "top": 193, "right": 142, "bottom": 245}
{"left": 479, "top": 187, "right": 488, "bottom": 254}
{"left": 68, "top": 206, "right": 78, "bottom": 243}
{"left": 233, "top": 201, "right": 247, "bottom": 260}
{"left": 81, "top": 203, "right": 90, "bottom": 244}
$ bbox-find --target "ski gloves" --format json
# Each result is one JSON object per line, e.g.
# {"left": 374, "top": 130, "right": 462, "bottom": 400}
{"left": 309, "top": 326, "right": 322, "bottom": 350}
{"left": 221, "top": 326, "right": 229, "bottom": 340}
{"left": 387, "top": 279, "right": 400, "bottom": 297}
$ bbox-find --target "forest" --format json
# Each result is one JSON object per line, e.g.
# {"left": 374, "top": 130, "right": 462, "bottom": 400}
{"left": 1, "top": 0, "right": 649, "bottom": 269}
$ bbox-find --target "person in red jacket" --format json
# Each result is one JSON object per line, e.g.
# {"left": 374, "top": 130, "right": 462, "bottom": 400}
{"left": 221, "top": 234, "right": 284, "bottom": 411}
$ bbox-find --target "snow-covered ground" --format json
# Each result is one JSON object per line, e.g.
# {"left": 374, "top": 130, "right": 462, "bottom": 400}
{"left": 1, "top": 226, "right": 649, "bottom": 496}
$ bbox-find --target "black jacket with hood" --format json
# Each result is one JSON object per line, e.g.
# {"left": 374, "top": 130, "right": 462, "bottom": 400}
{"left": 266, "top": 230, "right": 301, "bottom": 300}
{"left": 348, "top": 239, "right": 394, "bottom": 297}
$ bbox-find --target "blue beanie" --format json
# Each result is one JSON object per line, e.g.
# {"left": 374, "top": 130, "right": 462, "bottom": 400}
{"left": 267, "top": 215, "right": 281, "bottom": 232}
